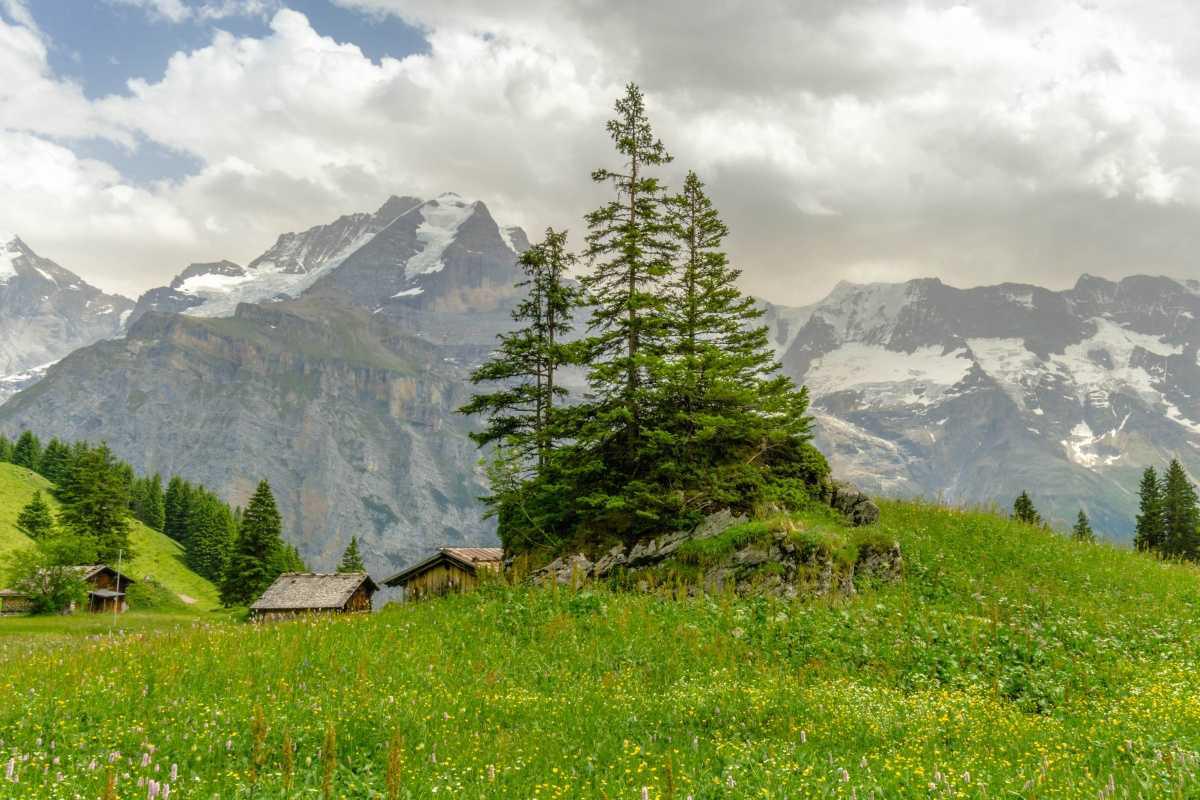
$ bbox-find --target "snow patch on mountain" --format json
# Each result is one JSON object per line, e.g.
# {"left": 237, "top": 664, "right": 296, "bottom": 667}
{"left": 407, "top": 193, "right": 478, "bottom": 277}
{"left": 1061, "top": 421, "right": 1122, "bottom": 468}
{"left": 805, "top": 343, "right": 972, "bottom": 407}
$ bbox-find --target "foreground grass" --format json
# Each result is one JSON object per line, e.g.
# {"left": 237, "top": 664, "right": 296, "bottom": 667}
{"left": 2, "top": 500, "right": 1199, "bottom": 797}
{"left": 0, "top": 463, "right": 219, "bottom": 609}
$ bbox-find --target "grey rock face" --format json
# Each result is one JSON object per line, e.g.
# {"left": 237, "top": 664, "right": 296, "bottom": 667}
{"left": 775, "top": 273, "right": 1200, "bottom": 539}
{"left": 0, "top": 235, "right": 132, "bottom": 400}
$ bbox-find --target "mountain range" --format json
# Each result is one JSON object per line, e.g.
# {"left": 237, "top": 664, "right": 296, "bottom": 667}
{"left": 2, "top": 195, "right": 1198, "bottom": 569}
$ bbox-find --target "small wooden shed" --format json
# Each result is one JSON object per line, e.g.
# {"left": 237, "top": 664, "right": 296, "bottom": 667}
{"left": 0, "top": 589, "right": 33, "bottom": 616}
{"left": 249, "top": 572, "right": 378, "bottom": 620}
{"left": 74, "top": 565, "right": 135, "bottom": 613}
{"left": 383, "top": 547, "right": 504, "bottom": 600}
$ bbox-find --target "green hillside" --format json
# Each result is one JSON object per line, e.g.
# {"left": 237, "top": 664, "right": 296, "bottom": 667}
{"left": 2, "top": 499, "right": 1199, "bottom": 797}
{"left": 0, "top": 462, "right": 219, "bottom": 610}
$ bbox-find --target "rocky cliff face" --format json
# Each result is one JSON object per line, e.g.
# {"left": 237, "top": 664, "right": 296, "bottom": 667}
{"left": 0, "top": 298, "right": 495, "bottom": 574}
{"left": 773, "top": 275, "right": 1200, "bottom": 538}
{"left": 0, "top": 234, "right": 132, "bottom": 400}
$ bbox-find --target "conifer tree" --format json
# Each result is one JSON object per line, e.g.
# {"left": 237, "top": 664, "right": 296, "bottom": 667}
{"left": 581, "top": 83, "right": 676, "bottom": 461}
{"left": 460, "top": 228, "right": 581, "bottom": 473}
{"left": 131, "top": 475, "right": 166, "bottom": 532}
{"left": 1012, "top": 491, "right": 1041, "bottom": 526}
{"left": 337, "top": 537, "right": 365, "bottom": 573}
{"left": 11, "top": 431, "right": 41, "bottom": 472}
{"left": 275, "top": 543, "right": 307, "bottom": 574}
{"left": 185, "top": 491, "right": 234, "bottom": 582}
{"left": 1161, "top": 459, "right": 1200, "bottom": 560}
{"left": 16, "top": 490, "right": 55, "bottom": 540}
{"left": 0, "top": 435, "right": 11, "bottom": 463}
{"left": 37, "top": 438, "right": 72, "bottom": 485}
{"left": 56, "top": 443, "right": 132, "bottom": 562}
{"left": 164, "top": 476, "right": 191, "bottom": 544}
{"left": 1134, "top": 466, "right": 1165, "bottom": 552}
{"left": 1071, "top": 509, "right": 1095, "bottom": 542}
{"left": 220, "top": 480, "right": 286, "bottom": 606}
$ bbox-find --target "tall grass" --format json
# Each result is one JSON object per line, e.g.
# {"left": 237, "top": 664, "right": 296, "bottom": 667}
{"left": 0, "top": 500, "right": 1197, "bottom": 797}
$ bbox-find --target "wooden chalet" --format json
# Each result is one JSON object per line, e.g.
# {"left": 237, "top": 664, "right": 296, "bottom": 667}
{"left": 383, "top": 547, "right": 504, "bottom": 600}
{"left": 73, "top": 565, "right": 134, "bottom": 613}
{"left": 249, "top": 572, "right": 378, "bottom": 620}
{"left": 0, "top": 589, "right": 33, "bottom": 616}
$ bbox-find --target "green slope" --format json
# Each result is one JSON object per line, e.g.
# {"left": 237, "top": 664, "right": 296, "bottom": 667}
{"left": 2, "top": 498, "right": 1200, "bottom": 797}
{"left": 0, "top": 463, "right": 219, "bottom": 610}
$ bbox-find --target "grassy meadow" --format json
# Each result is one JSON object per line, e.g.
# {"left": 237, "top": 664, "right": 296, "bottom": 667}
{"left": 2, "top": 500, "right": 1199, "bottom": 798}
{"left": 0, "top": 463, "right": 219, "bottom": 609}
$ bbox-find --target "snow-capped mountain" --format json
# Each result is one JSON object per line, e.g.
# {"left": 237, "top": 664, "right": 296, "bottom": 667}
{"left": 130, "top": 192, "right": 527, "bottom": 324}
{"left": 0, "top": 234, "right": 132, "bottom": 400}
{"left": 775, "top": 275, "right": 1200, "bottom": 538}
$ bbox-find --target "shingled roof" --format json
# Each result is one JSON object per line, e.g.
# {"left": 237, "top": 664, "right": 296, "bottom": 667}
{"left": 250, "top": 572, "right": 379, "bottom": 612}
{"left": 382, "top": 547, "right": 504, "bottom": 587}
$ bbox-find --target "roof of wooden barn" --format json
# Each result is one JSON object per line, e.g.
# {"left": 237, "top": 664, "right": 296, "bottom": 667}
{"left": 250, "top": 572, "right": 379, "bottom": 612}
{"left": 382, "top": 547, "right": 503, "bottom": 587}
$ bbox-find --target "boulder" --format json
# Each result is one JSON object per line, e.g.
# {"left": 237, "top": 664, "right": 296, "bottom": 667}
{"left": 829, "top": 481, "right": 881, "bottom": 526}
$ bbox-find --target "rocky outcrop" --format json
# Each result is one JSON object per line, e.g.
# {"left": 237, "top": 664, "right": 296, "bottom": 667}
{"left": 531, "top": 507, "right": 901, "bottom": 599}
{"left": 827, "top": 481, "right": 881, "bottom": 526}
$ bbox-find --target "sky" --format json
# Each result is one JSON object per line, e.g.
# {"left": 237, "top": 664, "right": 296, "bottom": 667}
{"left": 2, "top": 0, "right": 1200, "bottom": 303}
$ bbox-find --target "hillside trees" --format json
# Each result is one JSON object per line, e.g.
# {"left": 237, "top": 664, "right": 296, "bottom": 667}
{"left": 56, "top": 443, "right": 131, "bottom": 562}
{"left": 1161, "top": 459, "right": 1199, "bottom": 560}
{"left": 221, "top": 480, "right": 288, "bottom": 606}
{"left": 1072, "top": 510, "right": 1095, "bottom": 543}
{"left": 16, "top": 490, "right": 55, "bottom": 540}
{"left": 11, "top": 430, "right": 41, "bottom": 471}
{"left": 1134, "top": 467, "right": 1165, "bottom": 552}
{"left": 1012, "top": 492, "right": 1042, "bottom": 526}
{"left": 338, "top": 537, "right": 365, "bottom": 573}
{"left": 130, "top": 474, "right": 166, "bottom": 532}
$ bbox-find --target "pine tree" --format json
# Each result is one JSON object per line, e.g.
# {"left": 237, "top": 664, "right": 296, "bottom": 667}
{"left": 1134, "top": 466, "right": 1165, "bottom": 552}
{"left": 1071, "top": 509, "right": 1095, "bottom": 542}
{"left": 581, "top": 83, "right": 676, "bottom": 465}
{"left": 1012, "top": 491, "right": 1041, "bottom": 526}
{"left": 460, "top": 228, "right": 581, "bottom": 474}
{"left": 38, "top": 438, "right": 72, "bottom": 485}
{"left": 131, "top": 475, "right": 166, "bottom": 532}
{"left": 0, "top": 434, "right": 11, "bottom": 463}
{"left": 16, "top": 490, "right": 55, "bottom": 540}
{"left": 56, "top": 443, "right": 132, "bottom": 563}
{"left": 1161, "top": 459, "right": 1200, "bottom": 560}
{"left": 185, "top": 491, "right": 234, "bottom": 583}
{"left": 220, "top": 480, "right": 286, "bottom": 606}
{"left": 11, "top": 431, "right": 41, "bottom": 472}
{"left": 337, "top": 537, "right": 365, "bottom": 573}
{"left": 164, "top": 476, "right": 191, "bottom": 544}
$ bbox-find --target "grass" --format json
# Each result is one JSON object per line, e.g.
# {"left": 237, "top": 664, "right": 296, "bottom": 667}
{"left": 1, "top": 499, "right": 1199, "bottom": 797}
{"left": 0, "top": 463, "right": 219, "bottom": 610}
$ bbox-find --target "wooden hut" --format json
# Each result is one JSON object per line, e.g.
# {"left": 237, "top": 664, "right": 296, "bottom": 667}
{"left": 249, "top": 573, "right": 378, "bottom": 620}
{"left": 383, "top": 547, "right": 503, "bottom": 600}
{"left": 73, "top": 565, "right": 134, "bottom": 613}
{"left": 0, "top": 589, "right": 33, "bottom": 616}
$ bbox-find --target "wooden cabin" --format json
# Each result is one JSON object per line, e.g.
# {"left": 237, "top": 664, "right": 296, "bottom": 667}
{"left": 0, "top": 589, "right": 33, "bottom": 616}
{"left": 249, "top": 572, "right": 378, "bottom": 620}
{"left": 73, "top": 565, "right": 135, "bottom": 613}
{"left": 383, "top": 547, "right": 504, "bottom": 600}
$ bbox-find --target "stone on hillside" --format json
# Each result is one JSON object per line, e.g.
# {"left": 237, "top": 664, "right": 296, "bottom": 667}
{"left": 829, "top": 481, "right": 880, "bottom": 526}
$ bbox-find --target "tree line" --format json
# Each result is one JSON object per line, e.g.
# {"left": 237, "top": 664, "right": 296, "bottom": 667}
{"left": 460, "top": 84, "right": 824, "bottom": 554}
{"left": 0, "top": 431, "right": 315, "bottom": 610}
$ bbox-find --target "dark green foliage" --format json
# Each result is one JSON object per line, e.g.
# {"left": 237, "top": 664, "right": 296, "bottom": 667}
{"left": 164, "top": 475, "right": 191, "bottom": 544}
{"left": 37, "top": 438, "right": 72, "bottom": 485}
{"left": 337, "top": 536, "right": 365, "bottom": 573}
{"left": 1012, "top": 491, "right": 1041, "bottom": 526}
{"left": 130, "top": 474, "right": 166, "bottom": 532}
{"left": 1134, "top": 466, "right": 1165, "bottom": 552}
{"left": 16, "top": 490, "right": 55, "bottom": 540}
{"left": 220, "top": 480, "right": 287, "bottom": 607}
{"left": 1161, "top": 459, "right": 1199, "bottom": 560}
{"left": 11, "top": 430, "right": 41, "bottom": 471}
{"left": 55, "top": 442, "right": 132, "bottom": 563}
{"left": 0, "top": 434, "right": 11, "bottom": 463}
{"left": 185, "top": 489, "right": 236, "bottom": 583}
{"left": 1071, "top": 510, "right": 1095, "bottom": 543}
{"left": 276, "top": 543, "right": 307, "bottom": 574}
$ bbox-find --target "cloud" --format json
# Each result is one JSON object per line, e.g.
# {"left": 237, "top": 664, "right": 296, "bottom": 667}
{"left": 4, "top": 1, "right": 1200, "bottom": 303}
{"left": 109, "top": 0, "right": 279, "bottom": 24}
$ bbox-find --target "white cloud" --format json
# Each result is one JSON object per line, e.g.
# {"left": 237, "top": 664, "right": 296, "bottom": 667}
{"left": 109, "top": 0, "right": 279, "bottom": 24}
{"left": 4, "top": 1, "right": 1200, "bottom": 302}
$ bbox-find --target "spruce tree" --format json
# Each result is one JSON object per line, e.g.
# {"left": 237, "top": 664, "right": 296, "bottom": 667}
{"left": 38, "top": 438, "right": 72, "bottom": 485}
{"left": 1071, "top": 509, "right": 1095, "bottom": 542}
{"left": 337, "top": 536, "right": 365, "bottom": 573}
{"left": 56, "top": 443, "right": 132, "bottom": 563}
{"left": 580, "top": 83, "right": 676, "bottom": 464}
{"left": 185, "top": 491, "right": 234, "bottom": 583}
{"left": 16, "top": 490, "right": 55, "bottom": 540}
{"left": 131, "top": 475, "right": 166, "bottom": 532}
{"left": 1012, "top": 491, "right": 1041, "bottom": 526}
{"left": 0, "top": 435, "right": 11, "bottom": 463}
{"left": 460, "top": 228, "right": 581, "bottom": 473}
{"left": 11, "top": 431, "right": 41, "bottom": 472}
{"left": 220, "top": 480, "right": 286, "bottom": 606}
{"left": 1161, "top": 459, "right": 1200, "bottom": 560}
{"left": 164, "top": 476, "right": 191, "bottom": 544}
{"left": 1134, "top": 466, "right": 1165, "bottom": 552}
